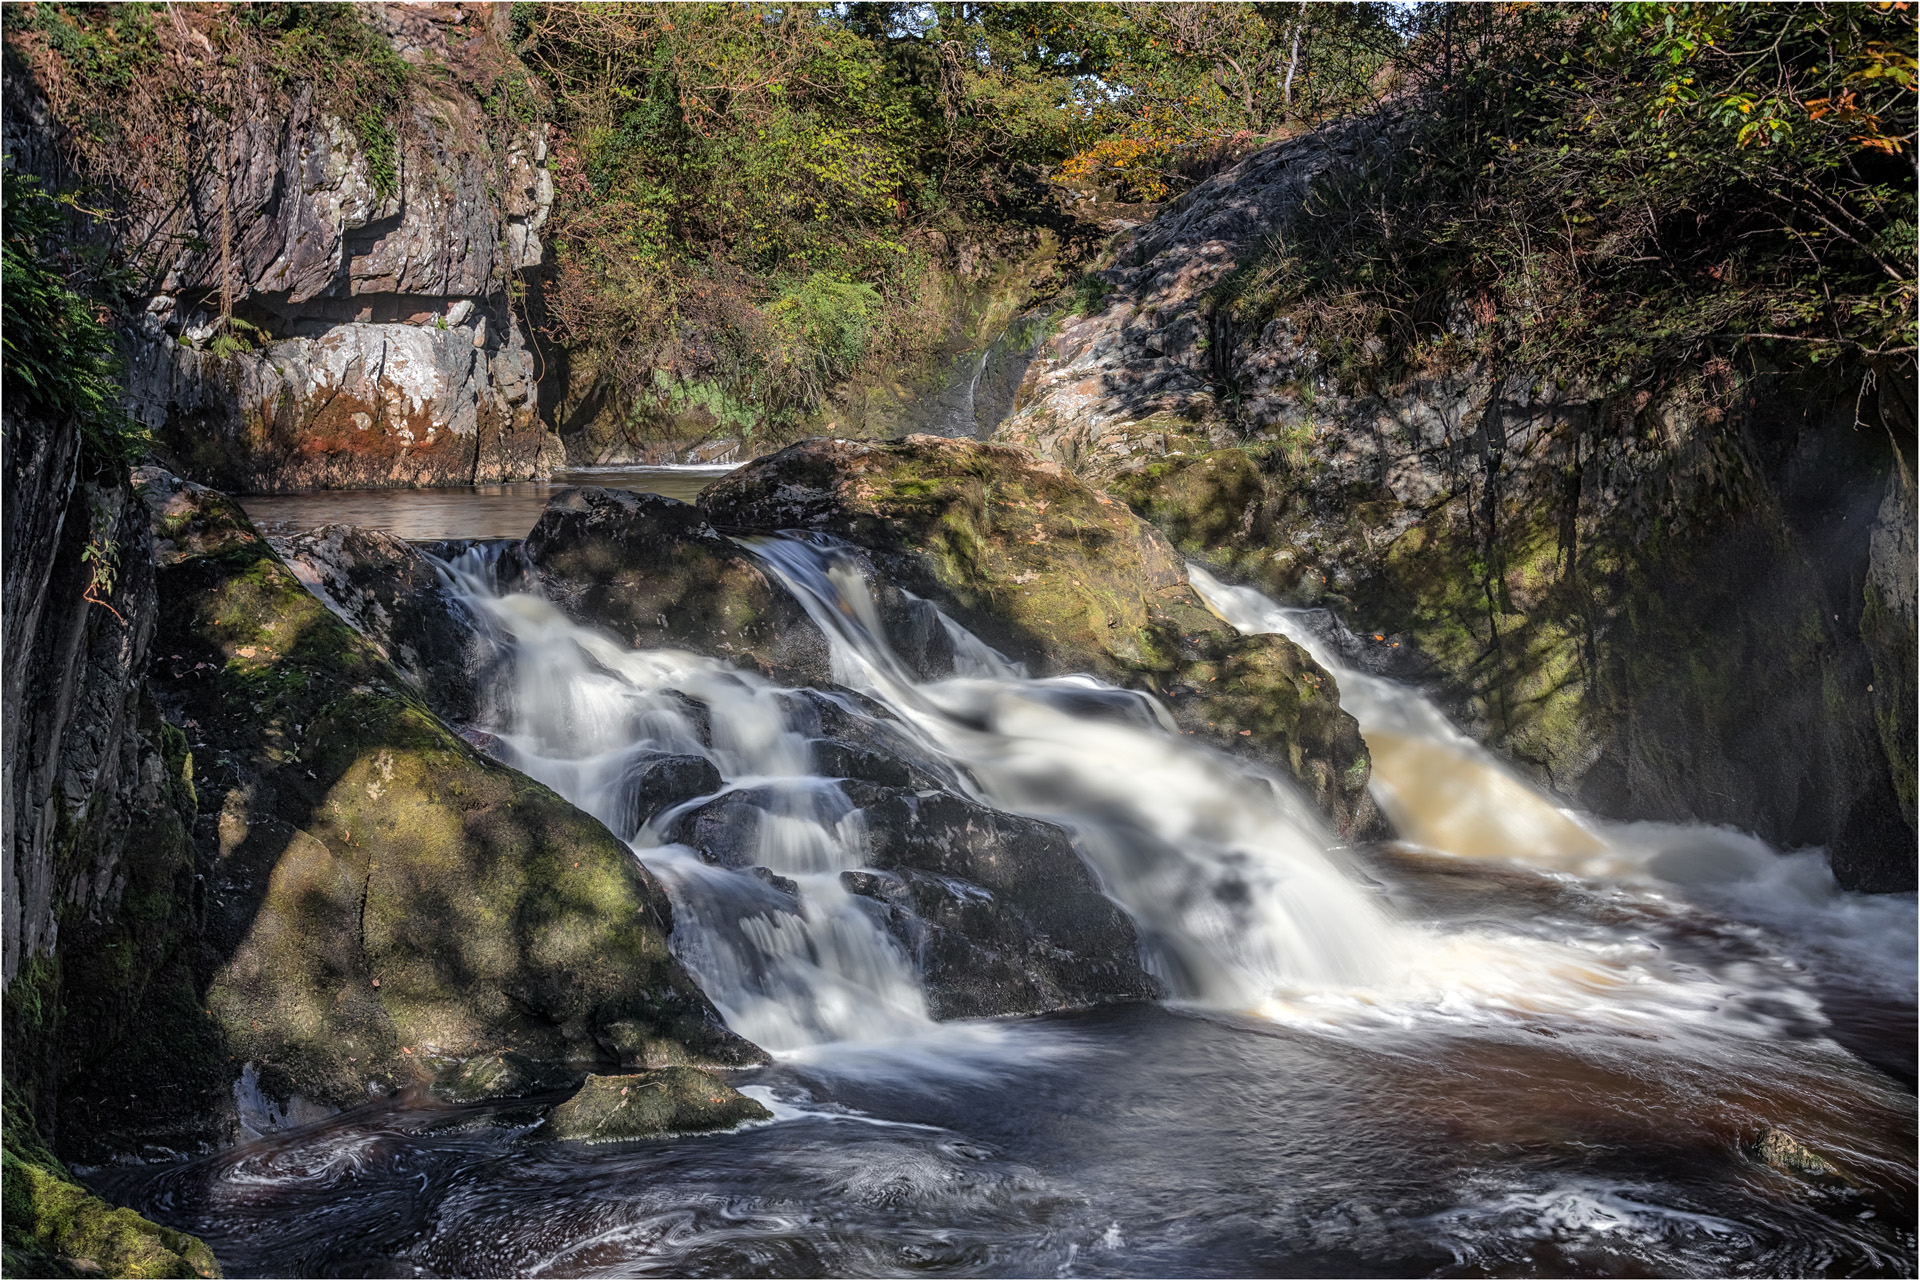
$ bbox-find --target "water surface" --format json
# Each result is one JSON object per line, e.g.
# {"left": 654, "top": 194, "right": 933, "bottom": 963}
{"left": 239, "top": 465, "right": 736, "bottom": 540}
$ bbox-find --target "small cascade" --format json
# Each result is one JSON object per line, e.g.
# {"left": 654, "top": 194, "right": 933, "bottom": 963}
{"left": 436, "top": 549, "right": 937, "bottom": 1053}
{"left": 1186, "top": 564, "right": 1609, "bottom": 868}
{"left": 747, "top": 536, "right": 1404, "bottom": 1006}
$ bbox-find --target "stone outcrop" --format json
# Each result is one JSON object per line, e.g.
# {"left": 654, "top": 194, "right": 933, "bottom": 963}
{"left": 5, "top": 3, "right": 566, "bottom": 492}
{"left": 522, "top": 487, "right": 833, "bottom": 688}
{"left": 699, "top": 435, "right": 1377, "bottom": 836}
{"left": 544, "top": 1068, "right": 771, "bottom": 1142}
{"left": 996, "top": 130, "right": 1917, "bottom": 892}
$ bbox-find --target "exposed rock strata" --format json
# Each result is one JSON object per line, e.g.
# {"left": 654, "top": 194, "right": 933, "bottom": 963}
{"left": 5, "top": 3, "right": 567, "bottom": 492}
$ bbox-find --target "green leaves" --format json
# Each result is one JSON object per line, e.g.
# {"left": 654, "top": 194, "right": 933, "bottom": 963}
{"left": 0, "top": 171, "right": 144, "bottom": 462}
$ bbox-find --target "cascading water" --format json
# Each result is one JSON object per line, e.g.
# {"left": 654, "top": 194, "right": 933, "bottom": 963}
{"left": 1186, "top": 563, "right": 1609, "bottom": 867}
{"left": 746, "top": 536, "right": 1402, "bottom": 1007}
{"left": 438, "top": 550, "right": 937, "bottom": 1053}
{"left": 95, "top": 521, "right": 1916, "bottom": 1280}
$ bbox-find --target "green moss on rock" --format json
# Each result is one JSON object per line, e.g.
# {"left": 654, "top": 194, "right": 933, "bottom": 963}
{"left": 2, "top": 1091, "right": 218, "bottom": 1279}
{"left": 545, "top": 1069, "right": 771, "bottom": 1142}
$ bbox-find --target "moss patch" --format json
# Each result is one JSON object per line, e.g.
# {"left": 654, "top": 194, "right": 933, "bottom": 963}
{"left": 545, "top": 1069, "right": 771, "bottom": 1143}
{"left": 2, "top": 1090, "right": 218, "bottom": 1279}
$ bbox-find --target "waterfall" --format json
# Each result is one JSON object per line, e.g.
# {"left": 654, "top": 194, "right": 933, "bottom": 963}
{"left": 1185, "top": 564, "right": 1611, "bottom": 869}
{"left": 429, "top": 541, "right": 1896, "bottom": 1061}
{"left": 747, "top": 536, "right": 1404, "bottom": 1006}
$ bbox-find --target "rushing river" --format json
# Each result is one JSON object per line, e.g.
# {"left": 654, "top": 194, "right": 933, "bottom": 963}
{"left": 92, "top": 479, "right": 1916, "bottom": 1277}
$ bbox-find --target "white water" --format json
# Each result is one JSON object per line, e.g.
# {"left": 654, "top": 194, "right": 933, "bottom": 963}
{"left": 1185, "top": 562, "right": 1918, "bottom": 1011}
{"left": 434, "top": 541, "right": 1909, "bottom": 1070}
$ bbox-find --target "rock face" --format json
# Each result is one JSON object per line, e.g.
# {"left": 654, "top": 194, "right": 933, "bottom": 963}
{"left": 1, "top": 414, "right": 218, "bottom": 1264}
{"left": 15, "top": 4, "right": 566, "bottom": 492}
{"left": 699, "top": 435, "right": 1377, "bottom": 836}
{"left": 544, "top": 1068, "right": 771, "bottom": 1142}
{"left": 523, "top": 487, "right": 833, "bottom": 687}
{"left": 7, "top": 467, "right": 766, "bottom": 1168}
{"left": 996, "top": 130, "right": 1917, "bottom": 892}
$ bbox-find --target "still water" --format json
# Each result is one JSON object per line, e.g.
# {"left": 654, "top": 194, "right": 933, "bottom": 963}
{"left": 239, "top": 466, "right": 737, "bottom": 540}
{"left": 91, "top": 490, "right": 1917, "bottom": 1278}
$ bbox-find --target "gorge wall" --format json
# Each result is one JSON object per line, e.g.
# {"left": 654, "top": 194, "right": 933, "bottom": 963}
{"left": 998, "top": 128, "right": 1917, "bottom": 892}
{"left": 5, "top": 2, "right": 562, "bottom": 494}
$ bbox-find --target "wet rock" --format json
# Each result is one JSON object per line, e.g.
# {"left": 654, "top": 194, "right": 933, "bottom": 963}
{"left": 523, "top": 487, "right": 830, "bottom": 686}
{"left": 433, "top": 1052, "right": 584, "bottom": 1104}
{"left": 270, "top": 524, "right": 498, "bottom": 723}
{"left": 700, "top": 435, "right": 1378, "bottom": 836}
{"left": 748, "top": 866, "right": 801, "bottom": 899}
{"left": 836, "top": 779, "right": 1159, "bottom": 1018}
{"left": 545, "top": 1069, "right": 771, "bottom": 1142}
{"left": 1750, "top": 1127, "right": 1845, "bottom": 1181}
{"left": 664, "top": 787, "right": 780, "bottom": 867}
{"left": 606, "top": 753, "right": 723, "bottom": 841}
{"left": 68, "top": 472, "right": 766, "bottom": 1158}
{"left": 812, "top": 739, "right": 913, "bottom": 788}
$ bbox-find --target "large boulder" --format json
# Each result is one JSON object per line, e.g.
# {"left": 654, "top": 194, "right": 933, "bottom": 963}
{"left": 698, "top": 435, "right": 1378, "bottom": 836}
{"left": 58, "top": 471, "right": 763, "bottom": 1162}
{"left": 522, "top": 487, "right": 832, "bottom": 687}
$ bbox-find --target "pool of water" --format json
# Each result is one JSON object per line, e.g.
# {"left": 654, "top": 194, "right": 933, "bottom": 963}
{"left": 239, "top": 466, "right": 737, "bottom": 541}
{"left": 91, "top": 975, "right": 1915, "bottom": 1278}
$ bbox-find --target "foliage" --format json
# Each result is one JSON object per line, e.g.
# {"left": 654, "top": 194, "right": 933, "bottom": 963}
{"left": 520, "top": 2, "right": 1400, "bottom": 434}
{"left": 1218, "top": 1, "right": 1918, "bottom": 394}
{"left": 0, "top": 169, "right": 143, "bottom": 461}
{"left": 6, "top": 3, "right": 418, "bottom": 284}
{"left": 1050, "top": 3, "right": 1404, "bottom": 200}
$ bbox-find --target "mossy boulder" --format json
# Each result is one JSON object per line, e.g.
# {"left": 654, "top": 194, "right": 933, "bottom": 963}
{"left": 270, "top": 524, "right": 496, "bottom": 724}
{"left": 698, "top": 435, "right": 1378, "bottom": 836}
{"left": 77, "top": 471, "right": 764, "bottom": 1158}
{"left": 523, "top": 486, "right": 830, "bottom": 685}
{"left": 2, "top": 1091, "right": 217, "bottom": 1279}
{"left": 544, "top": 1068, "right": 771, "bottom": 1142}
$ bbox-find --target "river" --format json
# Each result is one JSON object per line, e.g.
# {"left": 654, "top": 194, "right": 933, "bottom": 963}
{"left": 92, "top": 474, "right": 1916, "bottom": 1277}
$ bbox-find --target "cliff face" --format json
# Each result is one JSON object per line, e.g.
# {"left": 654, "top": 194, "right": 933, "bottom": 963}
{"left": 6, "top": 2, "right": 562, "bottom": 494}
{"left": 999, "top": 131, "right": 1917, "bottom": 891}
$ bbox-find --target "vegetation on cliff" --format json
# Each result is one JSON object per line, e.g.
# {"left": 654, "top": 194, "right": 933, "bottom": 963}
{"left": 1217, "top": 2, "right": 1917, "bottom": 397}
